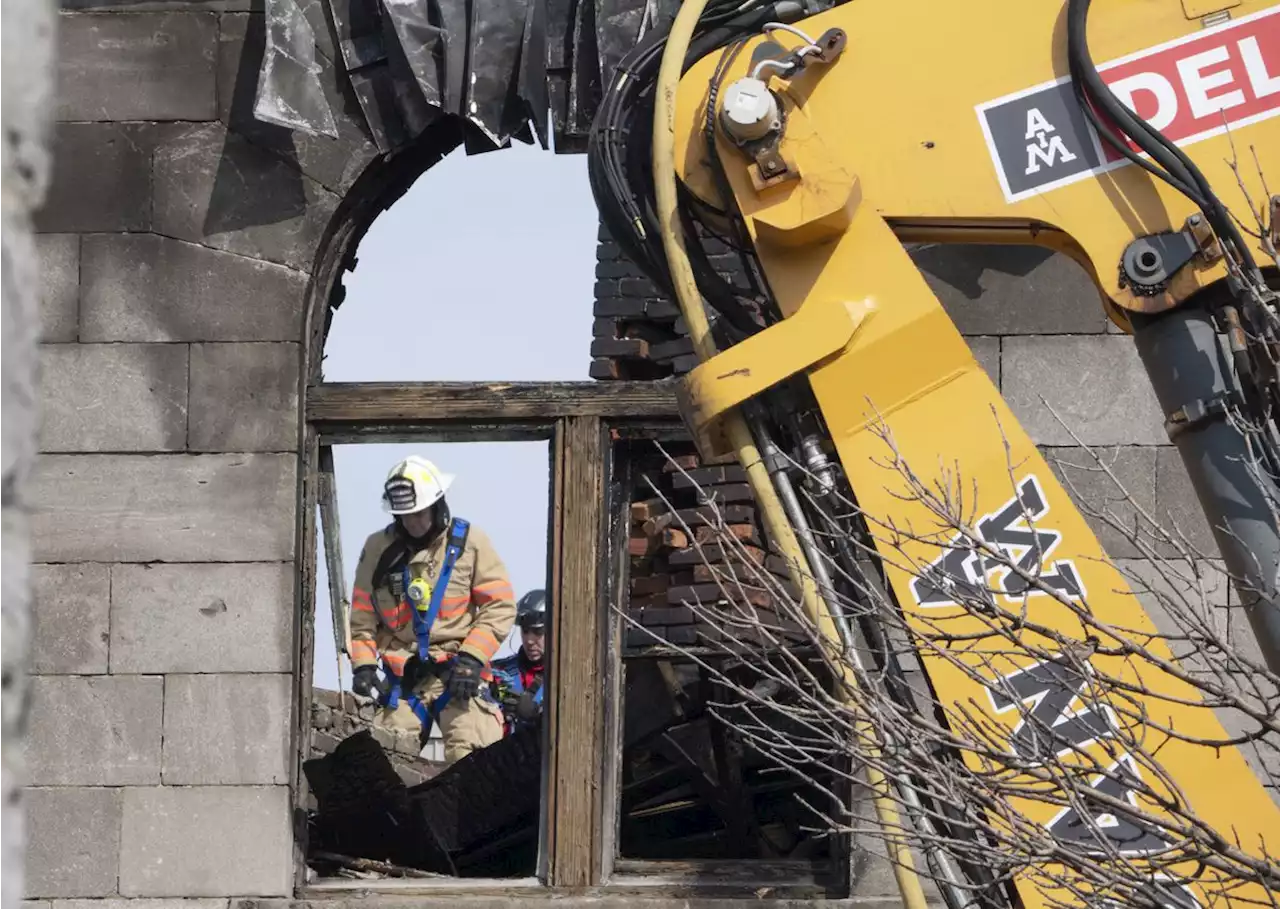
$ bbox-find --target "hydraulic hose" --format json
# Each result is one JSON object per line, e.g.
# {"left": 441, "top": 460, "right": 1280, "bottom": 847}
{"left": 651, "top": 4, "right": 930, "bottom": 907}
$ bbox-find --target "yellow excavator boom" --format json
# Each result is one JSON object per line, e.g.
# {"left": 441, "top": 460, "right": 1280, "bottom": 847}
{"left": 646, "top": 1, "right": 1280, "bottom": 907}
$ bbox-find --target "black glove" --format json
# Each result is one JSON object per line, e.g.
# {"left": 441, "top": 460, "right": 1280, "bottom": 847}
{"left": 352, "top": 665, "right": 384, "bottom": 699}
{"left": 514, "top": 689, "right": 542, "bottom": 722}
{"left": 400, "top": 654, "right": 426, "bottom": 692}
{"left": 447, "top": 653, "right": 484, "bottom": 701}
{"left": 498, "top": 684, "right": 520, "bottom": 711}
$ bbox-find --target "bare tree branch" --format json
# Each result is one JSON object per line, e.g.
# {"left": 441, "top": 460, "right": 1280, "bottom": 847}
{"left": 620, "top": 414, "right": 1280, "bottom": 909}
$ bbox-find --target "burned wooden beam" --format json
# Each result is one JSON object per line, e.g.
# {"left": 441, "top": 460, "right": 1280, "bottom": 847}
{"left": 307, "top": 380, "right": 681, "bottom": 426}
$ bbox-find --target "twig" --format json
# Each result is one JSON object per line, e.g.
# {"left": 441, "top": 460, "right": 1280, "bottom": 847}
{"left": 312, "top": 850, "right": 448, "bottom": 879}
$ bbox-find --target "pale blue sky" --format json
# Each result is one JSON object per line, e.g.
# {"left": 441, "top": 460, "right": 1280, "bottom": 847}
{"left": 312, "top": 140, "right": 599, "bottom": 689}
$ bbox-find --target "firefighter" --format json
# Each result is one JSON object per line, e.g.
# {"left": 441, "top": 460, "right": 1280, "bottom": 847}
{"left": 349, "top": 456, "right": 515, "bottom": 765}
{"left": 490, "top": 589, "right": 548, "bottom": 735}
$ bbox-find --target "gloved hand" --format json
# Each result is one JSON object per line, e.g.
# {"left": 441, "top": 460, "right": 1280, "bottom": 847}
{"left": 514, "top": 689, "right": 542, "bottom": 722}
{"left": 497, "top": 685, "right": 520, "bottom": 712}
{"left": 352, "top": 665, "right": 384, "bottom": 700}
{"left": 400, "top": 654, "right": 425, "bottom": 692}
{"left": 447, "top": 652, "right": 484, "bottom": 701}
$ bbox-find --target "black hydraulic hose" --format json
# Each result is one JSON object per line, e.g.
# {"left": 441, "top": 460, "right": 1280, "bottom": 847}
{"left": 1067, "top": 0, "right": 1256, "bottom": 269}
{"left": 1068, "top": 1, "right": 1202, "bottom": 196}
{"left": 1066, "top": 0, "right": 1207, "bottom": 207}
{"left": 589, "top": 2, "right": 799, "bottom": 333}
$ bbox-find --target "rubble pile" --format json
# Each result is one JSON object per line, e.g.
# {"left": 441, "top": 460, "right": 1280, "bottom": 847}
{"left": 309, "top": 688, "right": 444, "bottom": 791}
{"left": 305, "top": 726, "right": 543, "bottom": 879}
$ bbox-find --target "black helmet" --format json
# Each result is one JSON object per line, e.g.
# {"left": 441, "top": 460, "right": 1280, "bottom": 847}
{"left": 516, "top": 589, "right": 548, "bottom": 631}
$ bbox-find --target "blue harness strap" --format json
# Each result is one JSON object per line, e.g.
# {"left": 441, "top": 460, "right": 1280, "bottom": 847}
{"left": 380, "top": 518, "right": 470, "bottom": 725}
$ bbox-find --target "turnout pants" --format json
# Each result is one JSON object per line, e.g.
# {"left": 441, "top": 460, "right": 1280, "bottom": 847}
{"left": 373, "top": 673, "right": 505, "bottom": 766}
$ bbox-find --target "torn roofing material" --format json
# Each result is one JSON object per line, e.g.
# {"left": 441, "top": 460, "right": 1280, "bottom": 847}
{"left": 253, "top": 0, "right": 683, "bottom": 156}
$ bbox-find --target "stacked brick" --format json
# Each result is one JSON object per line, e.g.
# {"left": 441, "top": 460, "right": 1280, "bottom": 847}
{"left": 592, "top": 222, "right": 796, "bottom": 656}
{"left": 623, "top": 444, "right": 806, "bottom": 656}
{"left": 591, "top": 224, "right": 747, "bottom": 379}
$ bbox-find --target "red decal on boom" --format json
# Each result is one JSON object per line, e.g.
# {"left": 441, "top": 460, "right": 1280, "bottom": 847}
{"left": 976, "top": 6, "right": 1279, "bottom": 202}
{"left": 1098, "top": 9, "right": 1280, "bottom": 159}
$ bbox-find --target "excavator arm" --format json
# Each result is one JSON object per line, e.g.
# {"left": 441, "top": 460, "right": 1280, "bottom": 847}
{"left": 591, "top": 2, "right": 1280, "bottom": 907}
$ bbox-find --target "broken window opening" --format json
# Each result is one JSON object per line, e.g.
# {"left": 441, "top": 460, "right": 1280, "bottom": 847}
{"left": 306, "top": 437, "right": 553, "bottom": 885}
{"left": 605, "top": 436, "right": 853, "bottom": 893}
{"left": 298, "top": 382, "right": 836, "bottom": 895}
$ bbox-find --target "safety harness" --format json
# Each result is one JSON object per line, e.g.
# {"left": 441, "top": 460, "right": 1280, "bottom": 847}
{"left": 381, "top": 517, "right": 473, "bottom": 728}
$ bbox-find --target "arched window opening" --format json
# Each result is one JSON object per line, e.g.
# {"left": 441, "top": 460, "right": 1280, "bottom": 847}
{"left": 300, "top": 134, "right": 601, "bottom": 886}
{"left": 297, "top": 113, "right": 855, "bottom": 897}
{"left": 320, "top": 140, "right": 597, "bottom": 384}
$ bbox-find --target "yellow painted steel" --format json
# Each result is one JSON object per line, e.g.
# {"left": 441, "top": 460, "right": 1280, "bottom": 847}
{"left": 676, "top": 0, "right": 1280, "bottom": 321}
{"left": 654, "top": 1, "right": 931, "bottom": 906}
{"left": 678, "top": 297, "right": 874, "bottom": 455}
{"left": 671, "top": 1, "right": 1280, "bottom": 906}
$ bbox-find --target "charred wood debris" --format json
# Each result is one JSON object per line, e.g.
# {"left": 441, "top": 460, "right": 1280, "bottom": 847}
{"left": 617, "top": 446, "right": 843, "bottom": 865}
{"left": 306, "top": 669, "right": 843, "bottom": 877}
{"left": 306, "top": 721, "right": 544, "bottom": 880}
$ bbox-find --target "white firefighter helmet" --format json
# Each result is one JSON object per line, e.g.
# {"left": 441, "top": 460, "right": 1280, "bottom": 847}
{"left": 382, "top": 456, "right": 455, "bottom": 515}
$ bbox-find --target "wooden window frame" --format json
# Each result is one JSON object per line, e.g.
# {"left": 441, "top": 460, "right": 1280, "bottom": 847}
{"left": 297, "top": 380, "right": 680, "bottom": 896}
{"left": 598, "top": 425, "right": 853, "bottom": 899}
{"left": 297, "top": 379, "right": 847, "bottom": 898}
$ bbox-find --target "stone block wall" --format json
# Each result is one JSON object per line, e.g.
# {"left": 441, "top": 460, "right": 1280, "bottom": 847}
{"left": 23, "top": 3, "right": 383, "bottom": 901}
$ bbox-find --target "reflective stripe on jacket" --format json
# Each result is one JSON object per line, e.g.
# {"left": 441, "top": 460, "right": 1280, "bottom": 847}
{"left": 349, "top": 522, "right": 516, "bottom": 672}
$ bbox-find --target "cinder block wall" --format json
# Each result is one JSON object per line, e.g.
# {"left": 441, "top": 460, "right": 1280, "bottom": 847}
{"left": 25, "top": 4, "right": 379, "bottom": 903}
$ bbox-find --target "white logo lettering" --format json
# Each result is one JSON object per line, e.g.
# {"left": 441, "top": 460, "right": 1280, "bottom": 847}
{"left": 1023, "top": 108, "right": 1078, "bottom": 175}
{"left": 1176, "top": 45, "right": 1246, "bottom": 119}
{"left": 1241, "top": 35, "right": 1280, "bottom": 99}
{"left": 983, "top": 8, "right": 1280, "bottom": 202}
{"left": 1024, "top": 107, "right": 1054, "bottom": 139}
{"left": 1108, "top": 71, "right": 1179, "bottom": 131}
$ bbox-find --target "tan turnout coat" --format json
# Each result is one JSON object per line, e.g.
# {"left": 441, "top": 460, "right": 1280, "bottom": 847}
{"left": 349, "top": 522, "right": 516, "bottom": 677}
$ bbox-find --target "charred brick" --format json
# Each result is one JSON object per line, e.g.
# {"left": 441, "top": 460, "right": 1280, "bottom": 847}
{"left": 696, "top": 483, "right": 755, "bottom": 505}
{"left": 651, "top": 336, "right": 695, "bottom": 361}
{"left": 672, "top": 465, "right": 747, "bottom": 489}
{"left": 590, "top": 338, "right": 649, "bottom": 359}
{"left": 595, "top": 297, "right": 648, "bottom": 319}
{"left": 588, "top": 358, "right": 622, "bottom": 379}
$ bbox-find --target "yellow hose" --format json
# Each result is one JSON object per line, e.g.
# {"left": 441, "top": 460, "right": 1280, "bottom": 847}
{"left": 651, "top": 6, "right": 930, "bottom": 907}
